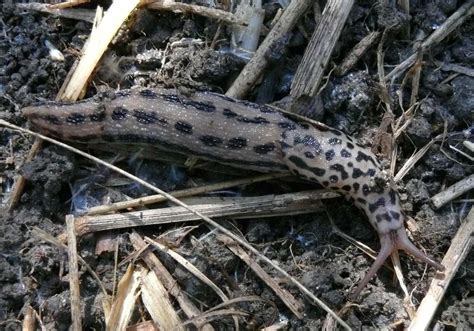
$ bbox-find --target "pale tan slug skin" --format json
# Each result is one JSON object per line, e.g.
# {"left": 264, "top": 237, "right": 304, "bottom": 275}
{"left": 22, "top": 88, "right": 444, "bottom": 296}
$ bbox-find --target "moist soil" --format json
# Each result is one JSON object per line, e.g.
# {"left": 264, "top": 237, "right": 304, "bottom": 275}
{"left": 1, "top": 2, "right": 473, "bottom": 330}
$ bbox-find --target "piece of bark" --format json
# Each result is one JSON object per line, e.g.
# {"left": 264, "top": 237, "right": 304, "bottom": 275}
{"left": 290, "top": 0, "right": 355, "bottom": 103}
{"left": 226, "top": 0, "right": 312, "bottom": 99}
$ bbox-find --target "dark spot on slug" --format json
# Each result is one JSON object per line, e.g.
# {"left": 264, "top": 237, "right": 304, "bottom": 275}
{"left": 288, "top": 155, "right": 326, "bottom": 177}
{"left": 116, "top": 90, "right": 131, "bottom": 97}
{"left": 329, "top": 175, "right": 338, "bottom": 183}
{"left": 227, "top": 137, "right": 247, "bottom": 149}
{"left": 66, "top": 113, "right": 86, "bottom": 125}
{"left": 341, "top": 149, "right": 352, "bottom": 158}
{"left": 200, "top": 135, "right": 223, "bottom": 146}
{"left": 325, "top": 150, "right": 335, "bottom": 161}
{"left": 212, "top": 93, "right": 236, "bottom": 103}
{"left": 322, "top": 181, "right": 329, "bottom": 187}
{"left": 139, "top": 89, "right": 158, "bottom": 98}
{"left": 348, "top": 162, "right": 353, "bottom": 167}
{"left": 371, "top": 185, "right": 385, "bottom": 194}
{"left": 389, "top": 189, "right": 397, "bottom": 205}
{"left": 174, "top": 121, "right": 193, "bottom": 134}
{"left": 356, "top": 151, "right": 378, "bottom": 167}
{"left": 353, "top": 182, "right": 360, "bottom": 193}
{"left": 133, "top": 109, "right": 160, "bottom": 124}
{"left": 362, "top": 184, "right": 370, "bottom": 196}
{"left": 330, "top": 163, "right": 349, "bottom": 180}
{"left": 280, "top": 141, "right": 292, "bottom": 150}
{"left": 44, "top": 114, "right": 61, "bottom": 125}
{"left": 341, "top": 185, "right": 351, "bottom": 191}
{"left": 238, "top": 100, "right": 275, "bottom": 113}
{"left": 304, "top": 151, "right": 314, "bottom": 159}
{"left": 328, "top": 137, "right": 342, "bottom": 145}
{"left": 369, "top": 198, "right": 386, "bottom": 213}
{"left": 160, "top": 93, "right": 181, "bottom": 103}
{"left": 90, "top": 105, "right": 106, "bottom": 122}
{"left": 254, "top": 143, "right": 276, "bottom": 154}
{"left": 376, "top": 213, "right": 392, "bottom": 223}
{"left": 390, "top": 211, "right": 400, "bottom": 220}
{"left": 223, "top": 108, "right": 238, "bottom": 118}
{"left": 278, "top": 122, "right": 297, "bottom": 130}
{"left": 294, "top": 135, "right": 323, "bottom": 154}
{"left": 367, "top": 169, "right": 376, "bottom": 177}
{"left": 238, "top": 116, "right": 270, "bottom": 124}
{"left": 112, "top": 106, "right": 128, "bottom": 120}
{"left": 300, "top": 123, "right": 310, "bottom": 130}
{"left": 347, "top": 142, "right": 355, "bottom": 149}
{"left": 259, "top": 105, "right": 275, "bottom": 113}
{"left": 352, "top": 168, "right": 364, "bottom": 178}
{"left": 184, "top": 100, "right": 216, "bottom": 112}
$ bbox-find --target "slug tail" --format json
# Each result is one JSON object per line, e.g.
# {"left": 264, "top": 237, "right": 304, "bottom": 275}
{"left": 351, "top": 228, "right": 444, "bottom": 298}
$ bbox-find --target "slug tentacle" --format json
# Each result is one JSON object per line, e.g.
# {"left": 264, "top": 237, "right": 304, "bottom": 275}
{"left": 351, "top": 227, "right": 445, "bottom": 297}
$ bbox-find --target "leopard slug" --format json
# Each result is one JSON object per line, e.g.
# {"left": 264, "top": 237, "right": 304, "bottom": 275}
{"left": 22, "top": 88, "right": 444, "bottom": 296}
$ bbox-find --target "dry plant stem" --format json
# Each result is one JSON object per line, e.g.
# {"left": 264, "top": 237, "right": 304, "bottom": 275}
{"left": 22, "top": 306, "right": 36, "bottom": 331}
{"left": 434, "top": 60, "right": 474, "bottom": 77}
{"left": 67, "top": 190, "right": 331, "bottom": 237}
{"left": 232, "top": 1, "right": 265, "bottom": 53}
{"left": 431, "top": 174, "right": 474, "bottom": 209}
{"left": 335, "top": 31, "right": 381, "bottom": 76}
{"left": 0, "top": 120, "right": 350, "bottom": 329}
{"left": 226, "top": 0, "right": 312, "bottom": 99}
{"left": 290, "top": 0, "right": 355, "bottom": 99}
{"left": 183, "top": 310, "right": 249, "bottom": 327}
{"left": 31, "top": 227, "right": 108, "bottom": 296}
{"left": 126, "top": 321, "right": 158, "bottom": 330}
{"left": 261, "top": 321, "right": 289, "bottom": 331}
{"left": 16, "top": 3, "right": 96, "bottom": 23}
{"left": 385, "top": 1, "right": 474, "bottom": 82}
{"left": 66, "top": 215, "right": 83, "bottom": 331}
{"left": 408, "top": 208, "right": 474, "bottom": 331}
{"left": 61, "top": 0, "right": 140, "bottom": 101}
{"left": 140, "top": 269, "right": 184, "bottom": 330}
{"left": 7, "top": 138, "right": 42, "bottom": 211}
{"left": 397, "top": 0, "right": 411, "bottom": 39}
{"left": 409, "top": 51, "right": 423, "bottom": 107}
{"left": 87, "top": 173, "right": 290, "bottom": 215}
{"left": 373, "top": 29, "right": 396, "bottom": 160}
{"left": 218, "top": 234, "right": 305, "bottom": 318}
{"left": 146, "top": 1, "right": 245, "bottom": 26}
{"left": 183, "top": 296, "right": 274, "bottom": 328}
{"left": 451, "top": 143, "right": 474, "bottom": 162}
{"left": 394, "top": 133, "right": 445, "bottom": 182}
{"left": 49, "top": 0, "right": 90, "bottom": 10}
{"left": 144, "top": 236, "right": 240, "bottom": 329}
{"left": 193, "top": 296, "right": 274, "bottom": 319}
{"left": 129, "top": 232, "right": 214, "bottom": 331}
{"left": 390, "top": 249, "right": 410, "bottom": 302}
{"left": 106, "top": 265, "right": 140, "bottom": 330}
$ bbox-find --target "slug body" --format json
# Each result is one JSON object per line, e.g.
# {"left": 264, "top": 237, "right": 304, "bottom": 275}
{"left": 23, "top": 88, "right": 444, "bottom": 295}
